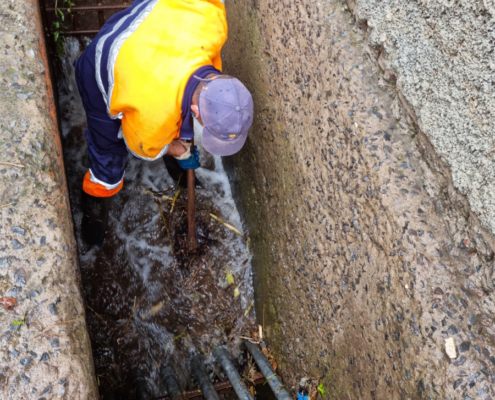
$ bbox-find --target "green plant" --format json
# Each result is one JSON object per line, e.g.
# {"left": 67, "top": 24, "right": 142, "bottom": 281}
{"left": 52, "top": 0, "right": 75, "bottom": 56}
{"left": 13, "top": 316, "right": 25, "bottom": 326}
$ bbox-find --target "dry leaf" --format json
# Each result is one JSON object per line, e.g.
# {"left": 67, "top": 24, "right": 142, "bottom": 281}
{"left": 270, "top": 359, "right": 278, "bottom": 371}
{"left": 262, "top": 347, "right": 270, "bottom": 358}
{"left": 0, "top": 297, "right": 18, "bottom": 309}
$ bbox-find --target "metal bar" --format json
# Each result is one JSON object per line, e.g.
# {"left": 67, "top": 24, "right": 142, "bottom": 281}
{"left": 46, "top": 4, "right": 129, "bottom": 11}
{"left": 190, "top": 354, "right": 220, "bottom": 400}
{"left": 187, "top": 139, "right": 198, "bottom": 252}
{"left": 159, "top": 364, "right": 185, "bottom": 400}
{"left": 97, "top": 0, "right": 105, "bottom": 28}
{"left": 244, "top": 341, "right": 291, "bottom": 400}
{"left": 154, "top": 373, "right": 265, "bottom": 400}
{"left": 213, "top": 346, "right": 254, "bottom": 400}
{"left": 61, "top": 30, "right": 100, "bottom": 35}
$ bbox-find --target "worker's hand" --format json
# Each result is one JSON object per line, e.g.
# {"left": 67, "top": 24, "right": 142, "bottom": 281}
{"left": 176, "top": 145, "right": 200, "bottom": 170}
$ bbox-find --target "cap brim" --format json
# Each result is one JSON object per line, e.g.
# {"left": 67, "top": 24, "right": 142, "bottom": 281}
{"left": 202, "top": 126, "right": 248, "bottom": 156}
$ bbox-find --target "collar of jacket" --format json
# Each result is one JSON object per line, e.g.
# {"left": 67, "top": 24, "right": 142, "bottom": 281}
{"left": 179, "top": 65, "right": 221, "bottom": 140}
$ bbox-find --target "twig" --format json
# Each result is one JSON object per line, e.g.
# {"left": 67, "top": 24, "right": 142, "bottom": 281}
{"left": 125, "top": 295, "right": 145, "bottom": 328}
{"left": 239, "top": 336, "right": 260, "bottom": 343}
{"left": 86, "top": 305, "right": 108, "bottom": 328}
{"left": 0, "top": 202, "right": 16, "bottom": 209}
{"left": 185, "top": 254, "right": 213, "bottom": 289}
{"left": 33, "top": 319, "right": 77, "bottom": 338}
{"left": 210, "top": 214, "right": 246, "bottom": 238}
{"left": 158, "top": 203, "right": 175, "bottom": 256}
{"left": 0, "top": 162, "right": 24, "bottom": 168}
{"left": 170, "top": 188, "right": 180, "bottom": 213}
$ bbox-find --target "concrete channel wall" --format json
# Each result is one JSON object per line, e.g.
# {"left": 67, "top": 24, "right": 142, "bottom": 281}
{"left": 0, "top": 0, "right": 98, "bottom": 398}
{"left": 223, "top": 0, "right": 495, "bottom": 398}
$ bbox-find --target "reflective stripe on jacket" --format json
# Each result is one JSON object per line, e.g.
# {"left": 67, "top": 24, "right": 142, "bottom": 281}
{"left": 95, "top": 0, "right": 227, "bottom": 160}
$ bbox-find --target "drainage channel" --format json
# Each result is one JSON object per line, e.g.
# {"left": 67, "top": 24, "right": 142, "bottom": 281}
{"left": 57, "top": 37, "right": 282, "bottom": 399}
{"left": 43, "top": 1, "right": 283, "bottom": 399}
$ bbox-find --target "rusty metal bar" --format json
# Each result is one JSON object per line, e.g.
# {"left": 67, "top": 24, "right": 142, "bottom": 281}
{"left": 154, "top": 373, "right": 264, "bottom": 400}
{"left": 61, "top": 29, "right": 100, "bottom": 35}
{"left": 97, "top": 0, "right": 105, "bottom": 28}
{"left": 187, "top": 138, "right": 198, "bottom": 252}
{"left": 46, "top": 4, "right": 129, "bottom": 11}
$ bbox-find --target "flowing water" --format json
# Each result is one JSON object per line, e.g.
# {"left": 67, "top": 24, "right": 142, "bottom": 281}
{"left": 57, "top": 37, "right": 256, "bottom": 398}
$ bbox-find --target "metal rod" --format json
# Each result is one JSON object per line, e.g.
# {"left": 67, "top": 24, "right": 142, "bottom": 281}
{"left": 213, "top": 347, "right": 254, "bottom": 400}
{"left": 61, "top": 30, "right": 100, "bottom": 35}
{"left": 97, "top": 0, "right": 105, "bottom": 28}
{"left": 190, "top": 354, "right": 220, "bottom": 400}
{"left": 244, "top": 341, "right": 291, "bottom": 400}
{"left": 159, "top": 364, "right": 185, "bottom": 400}
{"left": 187, "top": 139, "right": 198, "bottom": 252}
{"left": 46, "top": 4, "right": 129, "bottom": 11}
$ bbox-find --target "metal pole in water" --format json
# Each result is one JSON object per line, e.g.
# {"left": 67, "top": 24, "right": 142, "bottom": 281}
{"left": 244, "top": 341, "right": 292, "bottom": 400}
{"left": 213, "top": 346, "right": 254, "bottom": 400}
{"left": 159, "top": 364, "right": 185, "bottom": 400}
{"left": 190, "top": 353, "right": 220, "bottom": 400}
{"left": 187, "top": 138, "right": 198, "bottom": 252}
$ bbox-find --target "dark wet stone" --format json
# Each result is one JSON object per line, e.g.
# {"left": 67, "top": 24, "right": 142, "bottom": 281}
{"left": 489, "top": 356, "right": 495, "bottom": 365}
{"left": 402, "top": 162, "right": 408, "bottom": 169}
{"left": 476, "top": 264, "right": 482, "bottom": 273}
{"left": 454, "top": 356, "right": 466, "bottom": 366}
{"left": 343, "top": 224, "right": 350, "bottom": 232}
{"left": 468, "top": 372, "right": 479, "bottom": 382}
{"left": 460, "top": 341, "right": 471, "bottom": 352}
{"left": 39, "top": 386, "right": 52, "bottom": 396}
{"left": 469, "top": 314, "right": 477, "bottom": 325}
{"left": 14, "top": 269, "right": 26, "bottom": 286}
{"left": 448, "top": 325, "right": 457, "bottom": 335}
{"left": 40, "top": 352, "right": 49, "bottom": 362}
{"left": 397, "top": 313, "right": 404, "bottom": 323}
{"left": 20, "top": 356, "right": 32, "bottom": 367}
{"left": 48, "top": 303, "right": 58, "bottom": 316}
{"left": 40, "top": 236, "right": 46, "bottom": 245}
{"left": 460, "top": 298, "right": 468, "bottom": 308}
{"left": 481, "top": 367, "right": 490, "bottom": 376}
{"left": 19, "top": 372, "right": 30, "bottom": 385}
{"left": 453, "top": 378, "right": 463, "bottom": 389}
{"left": 58, "top": 377, "right": 67, "bottom": 386}
{"left": 11, "top": 226, "right": 26, "bottom": 236}
{"left": 50, "top": 338, "right": 59, "bottom": 348}
{"left": 473, "top": 345, "right": 480, "bottom": 354}
{"left": 12, "top": 240, "right": 23, "bottom": 250}
{"left": 418, "top": 230, "right": 424, "bottom": 236}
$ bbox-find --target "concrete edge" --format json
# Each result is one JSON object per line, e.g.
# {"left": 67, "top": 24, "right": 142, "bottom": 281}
{"left": 0, "top": 0, "right": 98, "bottom": 397}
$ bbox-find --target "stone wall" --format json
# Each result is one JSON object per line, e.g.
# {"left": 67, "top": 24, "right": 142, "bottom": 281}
{"left": 223, "top": 0, "right": 495, "bottom": 398}
{"left": 0, "top": 0, "right": 98, "bottom": 397}
{"left": 350, "top": 0, "right": 495, "bottom": 236}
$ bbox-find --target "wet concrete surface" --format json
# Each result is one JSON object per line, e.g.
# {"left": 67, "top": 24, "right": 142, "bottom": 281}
{"left": 222, "top": 0, "right": 495, "bottom": 398}
{"left": 0, "top": 0, "right": 97, "bottom": 398}
{"left": 57, "top": 39, "right": 256, "bottom": 398}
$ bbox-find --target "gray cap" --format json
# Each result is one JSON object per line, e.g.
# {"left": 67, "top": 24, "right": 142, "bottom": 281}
{"left": 197, "top": 76, "right": 254, "bottom": 156}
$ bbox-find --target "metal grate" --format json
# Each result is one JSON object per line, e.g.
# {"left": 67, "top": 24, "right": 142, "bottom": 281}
{"left": 40, "top": 0, "right": 133, "bottom": 36}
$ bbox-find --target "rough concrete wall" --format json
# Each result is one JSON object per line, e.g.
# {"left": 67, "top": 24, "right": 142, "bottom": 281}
{"left": 223, "top": 0, "right": 495, "bottom": 398}
{"left": 349, "top": 0, "right": 495, "bottom": 236}
{"left": 0, "top": 0, "right": 98, "bottom": 398}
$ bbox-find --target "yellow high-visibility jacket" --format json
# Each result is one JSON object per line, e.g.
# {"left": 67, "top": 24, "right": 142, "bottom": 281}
{"left": 95, "top": 0, "right": 227, "bottom": 160}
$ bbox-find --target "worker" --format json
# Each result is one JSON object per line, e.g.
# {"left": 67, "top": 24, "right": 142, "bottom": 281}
{"left": 73, "top": 0, "right": 254, "bottom": 248}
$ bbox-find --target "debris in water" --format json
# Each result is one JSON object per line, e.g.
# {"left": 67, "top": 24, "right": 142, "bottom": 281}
{"left": 0, "top": 296, "right": 18, "bottom": 309}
